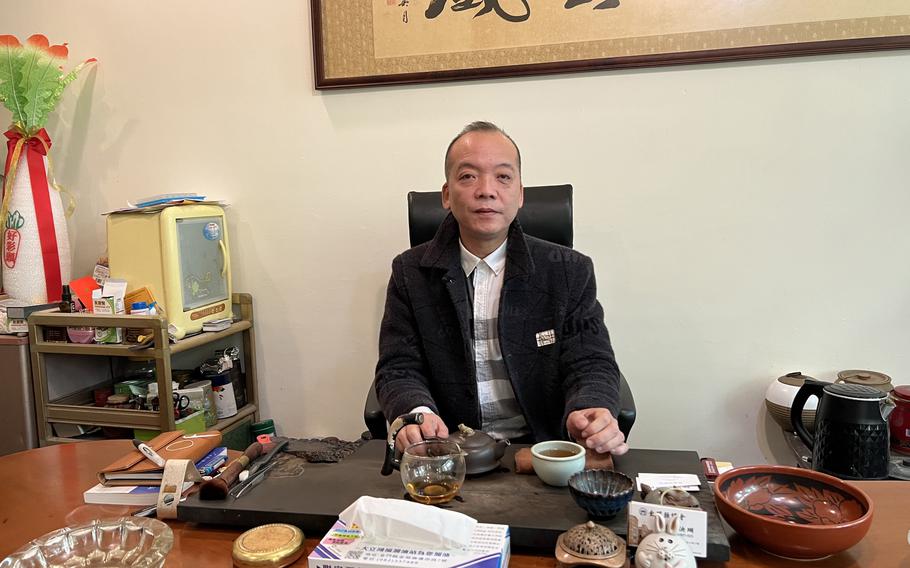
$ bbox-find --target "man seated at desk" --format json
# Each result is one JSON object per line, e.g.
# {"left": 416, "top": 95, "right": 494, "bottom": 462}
{"left": 375, "top": 121, "right": 628, "bottom": 457}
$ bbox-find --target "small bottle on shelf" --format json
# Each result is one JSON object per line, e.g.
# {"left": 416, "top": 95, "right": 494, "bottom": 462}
{"left": 60, "top": 285, "right": 76, "bottom": 313}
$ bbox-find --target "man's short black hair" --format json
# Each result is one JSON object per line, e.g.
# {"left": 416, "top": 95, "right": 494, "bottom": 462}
{"left": 444, "top": 121, "right": 522, "bottom": 178}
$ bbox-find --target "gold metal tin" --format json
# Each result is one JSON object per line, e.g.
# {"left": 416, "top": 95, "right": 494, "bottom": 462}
{"left": 232, "top": 523, "right": 305, "bottom": 568}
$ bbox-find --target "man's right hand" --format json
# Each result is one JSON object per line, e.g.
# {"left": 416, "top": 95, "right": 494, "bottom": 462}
{"left": 567, "top": 407, "right": 628, "bottom": 455}
{"left": 395, "top": 413, "right": 449, "bottom": 453}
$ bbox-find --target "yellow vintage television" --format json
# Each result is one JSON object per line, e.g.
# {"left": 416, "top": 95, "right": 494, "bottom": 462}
{"left": 107, "top": 204, "right": 232, "bottom": 339}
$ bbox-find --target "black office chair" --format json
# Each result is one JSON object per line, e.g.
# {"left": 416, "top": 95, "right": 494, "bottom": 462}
{"left": 364, "top": 185, "right": 636, "bottom": 440}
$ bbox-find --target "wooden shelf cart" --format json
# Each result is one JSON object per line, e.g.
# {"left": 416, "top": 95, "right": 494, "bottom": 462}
{"left": 28, "top": 293, "right": 259, "bottom": 446}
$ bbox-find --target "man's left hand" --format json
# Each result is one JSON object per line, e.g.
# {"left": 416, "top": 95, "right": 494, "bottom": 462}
{"left": 566, "top": 408, "right": 628, "bottom": 455}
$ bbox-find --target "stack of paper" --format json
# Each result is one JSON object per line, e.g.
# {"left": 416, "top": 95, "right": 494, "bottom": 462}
{"left": 202, "top": 318, "right": 232, "bottom": 332}
{"left": 83, "top": 481, "right": 193, "bottom": 506}
{"left": 103, "top": 198, "right": 227, "bottom": 215}
{"left": 129, "top": 193, "right": 206, "bottom": 208}
{"left": 636, "top": 473, "right": 701, "bottom": 491}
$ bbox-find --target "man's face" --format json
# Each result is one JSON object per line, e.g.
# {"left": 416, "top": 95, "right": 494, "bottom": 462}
{"left": 442, "top": 130, "right": 523, "bottom": 250}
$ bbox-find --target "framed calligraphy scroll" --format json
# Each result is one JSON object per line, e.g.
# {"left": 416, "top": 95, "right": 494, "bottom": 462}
{"left": 311, "top": 1, "right": 910, "bottom": 90}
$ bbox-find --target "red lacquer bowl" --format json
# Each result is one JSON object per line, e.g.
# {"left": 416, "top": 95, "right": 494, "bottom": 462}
{"left": 713, "top": 465, "right": 873, "bottom": 560}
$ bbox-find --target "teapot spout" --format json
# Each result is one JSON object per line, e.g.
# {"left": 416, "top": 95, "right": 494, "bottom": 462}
{"left": 882, "top": 397, "right": 896, "bottom": 422}
{"left": 494, "top": 438, "right": 511, "bottom": 461}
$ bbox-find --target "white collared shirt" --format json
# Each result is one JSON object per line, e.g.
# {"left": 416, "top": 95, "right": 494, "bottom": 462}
{"left": 458, "top": 239, "right": 529, "bottom": 440}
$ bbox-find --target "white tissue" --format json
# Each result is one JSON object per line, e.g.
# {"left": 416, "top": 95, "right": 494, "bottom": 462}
{"left": 339, "top": 496, "right": 477, "bottom": 550}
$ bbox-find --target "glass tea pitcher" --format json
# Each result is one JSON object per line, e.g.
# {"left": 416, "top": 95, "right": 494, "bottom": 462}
{"left": 399, "top": 439, "right": 467, "bottom": 505}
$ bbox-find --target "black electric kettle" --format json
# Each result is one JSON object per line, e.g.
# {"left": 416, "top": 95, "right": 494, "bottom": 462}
{"left": 791, "top": 379, "right": 895, "bottom": 480}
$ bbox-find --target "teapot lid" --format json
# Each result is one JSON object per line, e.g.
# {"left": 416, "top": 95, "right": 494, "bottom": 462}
{"left": 777, "top": 371, "right": 815, "bottom": 387}
{"left": 824, "top": 383, "right": 887, "bottom": 400}
{"left": 452, "top": 424, "right": 496, "bottom": 450}
{"left": 557, "top": 521, "right": 625, "bottom": 561}
{"left": 837, "top": 369, "right": 892, "bottom": 387}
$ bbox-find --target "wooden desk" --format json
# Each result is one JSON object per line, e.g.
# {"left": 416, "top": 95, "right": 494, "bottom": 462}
{"left": 1, "top": 441, "right": 907, "bottom": 567}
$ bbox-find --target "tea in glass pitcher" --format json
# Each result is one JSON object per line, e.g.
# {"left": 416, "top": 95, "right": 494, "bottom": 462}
{"left": 399, "top": 440, "right": 466, "bottom": 505}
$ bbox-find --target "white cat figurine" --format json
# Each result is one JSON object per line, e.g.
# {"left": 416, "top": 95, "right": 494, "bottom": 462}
{"left": 634, "top": 513, "right": 697, "bottom": 568}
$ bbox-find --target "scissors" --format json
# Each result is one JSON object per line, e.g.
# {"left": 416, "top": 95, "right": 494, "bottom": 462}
{"left": 173, "top": 393, "right": 191, "bottom": 418}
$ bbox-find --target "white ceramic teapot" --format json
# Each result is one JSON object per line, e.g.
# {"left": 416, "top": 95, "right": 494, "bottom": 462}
{"left": 765, "top": 371, "right": 824, "bottom": 432}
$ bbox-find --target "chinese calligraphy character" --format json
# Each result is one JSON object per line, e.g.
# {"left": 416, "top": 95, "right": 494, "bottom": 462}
{"left": 565, "top": 0, "right": 620, "bottom": 9}
{"left": 425, "top": 0, "right": 530, "bottom": 23}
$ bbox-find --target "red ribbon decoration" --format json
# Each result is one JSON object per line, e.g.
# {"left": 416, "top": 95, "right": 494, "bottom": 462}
{"left": 4, "top": 128, "right": 62, "bottom": 302}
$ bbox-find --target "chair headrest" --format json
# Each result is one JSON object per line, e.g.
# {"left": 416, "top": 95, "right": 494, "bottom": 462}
{"left": 407, "top": 184, "right": 573, "bottom": 248}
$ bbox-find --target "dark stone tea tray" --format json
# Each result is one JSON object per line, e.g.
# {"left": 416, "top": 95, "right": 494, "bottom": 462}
{"left": 178, "top": 440, "right": 730, "bottom": 561}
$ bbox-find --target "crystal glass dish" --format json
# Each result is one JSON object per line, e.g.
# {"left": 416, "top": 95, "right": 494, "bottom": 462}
{"left": 0, "top": 517, "right": 173, "bottom": 568}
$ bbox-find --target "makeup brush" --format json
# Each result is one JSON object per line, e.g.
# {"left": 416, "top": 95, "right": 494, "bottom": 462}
{"left": 199, "top": 441, "right": 263, "bottom": 500}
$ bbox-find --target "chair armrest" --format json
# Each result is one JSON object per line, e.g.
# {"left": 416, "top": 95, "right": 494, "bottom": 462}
{"left": 364, "top": 380, "right": 388, "bottom": 440}
{"left": 617, "top": 372, "right": 636, "bottom": 440}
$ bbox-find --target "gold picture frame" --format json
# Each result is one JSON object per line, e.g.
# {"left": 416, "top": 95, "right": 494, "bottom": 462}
{"left": 312, "top": 1, "right": 910, "bottom": 90}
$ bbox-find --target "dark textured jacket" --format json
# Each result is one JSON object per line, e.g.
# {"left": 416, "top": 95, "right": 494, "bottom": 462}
{"left": 375, "top": 213, "right": 620, "bottom": 441}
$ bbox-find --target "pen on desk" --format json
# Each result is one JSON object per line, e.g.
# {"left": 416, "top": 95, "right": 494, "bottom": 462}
{"left": 199, "top": 456, "right": 227, "bottom": 476}
{"left": 132, "top": 439, "right": 166, "bottom": 467}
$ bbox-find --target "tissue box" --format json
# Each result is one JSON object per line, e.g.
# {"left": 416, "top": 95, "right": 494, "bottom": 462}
{"left": 308, "top": 520, "right": 509, "bottom": 568}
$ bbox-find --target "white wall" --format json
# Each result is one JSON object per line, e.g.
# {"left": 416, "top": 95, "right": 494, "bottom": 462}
{"left": 7, "top": 1, "right": 910, "bottom": 467}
